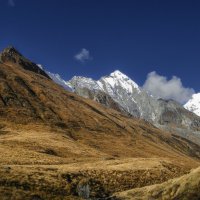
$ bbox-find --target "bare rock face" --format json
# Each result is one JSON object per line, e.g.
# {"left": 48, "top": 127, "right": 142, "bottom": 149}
{"left": 76, "top": 179, "right": 90, "bottom": 199}
{"left": 156, "top": 99, "right": 200, "bottom": 129}
{"left": 74, "top": 87, "right": 129, "bottom": 115}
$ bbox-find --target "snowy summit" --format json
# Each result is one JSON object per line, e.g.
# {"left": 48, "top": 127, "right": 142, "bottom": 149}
{"left": 184, "top": 93, "right": 200, "bottom": 116}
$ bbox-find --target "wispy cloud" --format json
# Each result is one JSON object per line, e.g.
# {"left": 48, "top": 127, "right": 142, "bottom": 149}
{"left": 143, "top": 71, "right": 195, "bottom": 104}
{"left": 8, "top": 0, "right": 15, "bottom": 7}
{"left": 74, "top": 48, "right": 92, "bottom": 63}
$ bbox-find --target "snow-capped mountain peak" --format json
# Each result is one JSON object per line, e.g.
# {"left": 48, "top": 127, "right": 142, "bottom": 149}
{"left": 101, "top": 70, "right": 140, "bottom": 94}
{"left": 110, "top": 70, "right": 127, "bottom": 78}
{"left": 184, "top": 93, "right": 200, "bottom": 116}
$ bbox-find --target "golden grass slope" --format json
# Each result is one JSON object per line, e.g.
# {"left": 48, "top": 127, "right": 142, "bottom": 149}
{"left": 115, "top": 166, "right": 200, "bottom": 200}
{"left": 0, "top": 122, "right": 199, "bottom": 199}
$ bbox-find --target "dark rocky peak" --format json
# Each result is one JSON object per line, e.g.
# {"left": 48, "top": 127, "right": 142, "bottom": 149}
{"left": 1, "top": 46, "right": 22, "bottom": 57}
{"left": 0, "top": 46, "right": 50, "bottom": 79}
{"left": 0, "top": 46, "right": 25, "bottom": 64}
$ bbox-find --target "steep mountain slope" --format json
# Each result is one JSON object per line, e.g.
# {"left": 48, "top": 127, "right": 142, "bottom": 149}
{"left": 0, "top": 46, "right": 200, "bottom": 199}
{"left": 184, "top": 93, "right": 200, "bottom": 116}
{"left": 0, "top": 46, "right": 199, "bottom": 158}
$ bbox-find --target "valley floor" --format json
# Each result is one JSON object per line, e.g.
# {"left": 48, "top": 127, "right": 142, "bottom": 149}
{"left": 0, "top": 122, "right": 200, "bottom": 200}
{"left": 0, "top": 158, "right": 191, "bottom": 200}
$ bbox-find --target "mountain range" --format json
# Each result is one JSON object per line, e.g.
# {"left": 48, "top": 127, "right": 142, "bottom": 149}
{"left": 0, "top": 46, "right": 200, "bottom": 199}
{"left": 47, "top": 66, "right": 200, "bottom": 120}
{"left": 45, "top": 66, "right": 200, "bottom": 145}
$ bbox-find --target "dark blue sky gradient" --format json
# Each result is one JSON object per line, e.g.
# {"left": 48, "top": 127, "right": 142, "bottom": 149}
{"left": 0, "top": 0, "right": 200, "bottom": 91}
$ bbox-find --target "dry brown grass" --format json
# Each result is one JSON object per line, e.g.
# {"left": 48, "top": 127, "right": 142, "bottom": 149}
{"left": 115, "top": 167, "right": 200, "bottom": 200}
{"left": 0, "top": 123, "right": 199, "bottom": 199}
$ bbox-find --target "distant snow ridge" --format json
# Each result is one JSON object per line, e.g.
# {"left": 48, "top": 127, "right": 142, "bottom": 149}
{"left": 184, "top": 93, "right": 200, "bottom": 116}
{"left": 98, "top": 70, "right": 141, "bottom": 95}
{"left": 66, "top": 76, "right": 102, "bottom": 91}
{"left": 47, "top": 71, "right": 73, "bottom": 91}
{"left": 39, "top": 67, "right": 200, "bottom": 133}
{"left": 65, "top": 70, "right": 141, "bottom": 95}
{"left": 37, "top": 64, "right": 72, "bottom": 91}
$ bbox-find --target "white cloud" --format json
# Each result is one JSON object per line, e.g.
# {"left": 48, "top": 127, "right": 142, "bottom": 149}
{"left": 143, "top": 71, "right": 195, "bottom": 104}
{"left": 74, "top": 48, "right": 92, "bottom": 63}
{"left": 8, "top": 0, "right": 15, "bottom": 7}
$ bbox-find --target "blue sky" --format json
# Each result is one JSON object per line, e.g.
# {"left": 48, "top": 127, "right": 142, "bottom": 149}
{"left": 0, "top": 0, "right": 200, "bottom": 98}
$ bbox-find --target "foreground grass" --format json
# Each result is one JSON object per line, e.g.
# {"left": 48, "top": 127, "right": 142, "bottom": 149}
{"left": 115, "top": 167, "right": 200, "bottom": 200}
{"left": 0, "top": 158, "right": 193, "bottom": 200}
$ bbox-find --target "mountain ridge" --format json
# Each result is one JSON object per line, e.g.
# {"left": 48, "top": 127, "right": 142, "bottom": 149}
{"left": 33, "top": 60, "right": 200, "bottom": 142}
{"left": 66, "top": 70, "right": 200, "bottom": 131}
